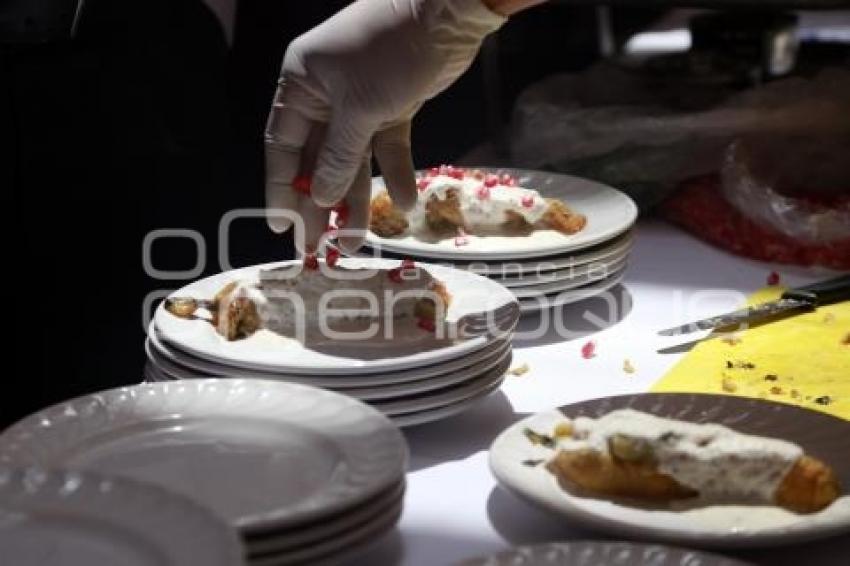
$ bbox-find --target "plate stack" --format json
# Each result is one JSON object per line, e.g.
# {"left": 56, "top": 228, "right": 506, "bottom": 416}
{"left": 357, "top": 168, "right": 638, "bottom": 314}
{"left": 0, "top": 379, "right": 410, "bottom": 566}
{"left": 147, "top": 258, "right": 520, "bottom": 427}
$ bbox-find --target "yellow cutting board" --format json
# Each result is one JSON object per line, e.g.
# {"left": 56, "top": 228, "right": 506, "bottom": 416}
{"left": 652, "top": 287, "right": 850, "bottom": 420}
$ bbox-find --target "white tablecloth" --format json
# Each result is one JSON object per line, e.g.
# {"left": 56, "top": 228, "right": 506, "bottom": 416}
{"left": 354, "top": 219, "right": 850, "bottom": 566}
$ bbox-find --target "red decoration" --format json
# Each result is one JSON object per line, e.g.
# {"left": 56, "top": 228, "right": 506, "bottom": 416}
{"left": 326, "top": 248, "right": 341, "bottom": 267}
{"left": 293, "top": 175, "right": 311, "bottom": 195}
{"left": 417, "top": 178, "right": 431, "bottom": 191}
{"left": 303, "top": 253, "right": 319, "bottom": 270}
{"left": 401, "top": 258, "right": 415, "bottom": 271}
{"left": 521, "top": 195, "right": 535, "bottom": 208}
{"left": 333, "top": 201, "right": 350, "bottom": 228}
{"left": 767, "top": 271, "right": 781, "bottom": 286}
{"left": 476, "top": 185, "right": 491, "bottom": 200}
{"left": 581, "top": 340, "right": 596, "bottom": 359}
{"left": 484, "top": 175, "right": 499, "bottom": 188}
{"left": 417, "top": 317, "right": 436, "bottom": 332}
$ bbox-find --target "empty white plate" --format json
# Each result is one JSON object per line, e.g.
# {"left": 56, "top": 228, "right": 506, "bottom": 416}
{"left": 0, "top": 467, "right": 243, "bottom": 566}
{"left": 366, "top": 168, "right": 638, "bottom": 260}
{"left": 147, "top": 321, "right": 512, "bottom": 388}
{"left": 0, "top": 380, "right": 408, "bottom": 535}
{"left": 517, "top": 268, "right": 627, "bottom": 314}
{"left": 459, "top": 541, "right": 751, "bottom": 566}
{"left": 155, "top": 258, "right": 518, "bottom": 374}
{"left": 489, "top": 393, "right": 850, "bottom": 548}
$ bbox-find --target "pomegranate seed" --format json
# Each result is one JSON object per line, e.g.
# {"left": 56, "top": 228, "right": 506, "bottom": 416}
{"left": 292, "top": 175, "right": 312, "bottom": 195}
{"left": 476, "top": 185, "right": 491, "bottom": 200}
{"left": 326, "top": 248, "right": 340, "bottom": 267}
{"left": 387, "top": 268, "right": 404, "bottom": 284}
{"left": 417, "top": 178, "right": 431, "bottom": 191}
{"left": 767, "top": 271, "right": 780, "bottom": 286}
{"left": 428, "top": 167, "right": 440, "bottom": 177}
{"left": 303, "top": 254, "right": 319, "bottom": 270}
{"left": 449, "top": 168, "right": 465, "bottom": 180}
{"left": 521, "top": 195, "right": 535, "bottom": 208}
{"left": 417, "top": 317, "right": 436, "bottom": 332}
{"left": 401, "top": 258, "right": 416, "bottom": 271}
{"left": 581, "top": 340, "right": 596, "bottom": 359}
{"left": 484, "top": 175, "right": 498, "bottom": 188}
{"left": 500, "top": 173, "right": 514, "bottom": 186}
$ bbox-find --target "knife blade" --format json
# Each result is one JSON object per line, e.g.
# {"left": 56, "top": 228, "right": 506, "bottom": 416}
{"left": 658, "top": 274, "right": 850, "bottom": 336}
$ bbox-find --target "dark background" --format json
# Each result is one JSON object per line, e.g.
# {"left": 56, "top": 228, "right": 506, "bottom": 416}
{"left": 2, "top": 0, "right": 614, "bottom": 425}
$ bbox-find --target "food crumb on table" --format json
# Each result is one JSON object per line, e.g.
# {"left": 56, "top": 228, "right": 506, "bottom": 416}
{"left": 508, "top": 363, "right": 530, "bottom": 377}
{"left": 623, "top": 359, "right": 636, "bottom": 374}
{"left": 722, "top": 376, "right": 737, "bottom": 393}
{"left": 720, "top": 333, "right": 742, "bottom": 346}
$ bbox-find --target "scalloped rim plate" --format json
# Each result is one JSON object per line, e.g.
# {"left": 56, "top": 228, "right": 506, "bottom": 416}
{"left": 366, "top": 168, "right": 638, "bottom": 260}
{"left": 489, "top": 393, "right": 850, "bottom": 548}
{"left": 0, "top": 468, "right": 243, "bottom": 566}
{"left": 459, "top": 541, "right": 751, "bottom": 566}
{"left": 0, "top": 379, "right": 408, "bottom": 534}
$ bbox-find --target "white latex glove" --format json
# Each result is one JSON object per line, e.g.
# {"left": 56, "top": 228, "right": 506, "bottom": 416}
{"left": 264, "top": 0, "right": 505, "bottom": 254}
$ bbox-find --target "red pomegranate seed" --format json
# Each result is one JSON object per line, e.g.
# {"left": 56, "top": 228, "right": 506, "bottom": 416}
{"left": 484, "top": 175, "right": 498, "bottom": 188}
{"left": 500, "top": 174, "right": 514, "bottom": 186}
{"left": 428, "top": 167, "right": 440, "bottom": 177}
{"left": 326, "top": 248, "right": 340, "bottom": 267}
{"left": 581, "top": 340, "right": 596, "bottom": 359}
{"left": 401, "top": 258, "right": 415, "bottom": 271}
{"left": 766, "top": 271, "right": 780, "bottom": 286}
{"left": 387, "top": 268, "right": 404, "bottom": 284}
{"left": 303, "top": 253, "right": 319, "bottom": 270}
{"left": 417, "top": 178, "right": 431, "bottom": 191}
{"left": 521, "top": 195, "right": 535, "bottom": 208}
{"left": 292, "top": 175, "right": 311, "bottom": 195}
{"left": 476, "top": 185, "right": 491, "bottom": 200}
{"left": 449, "top": 168, "right": 465, "bottom": 180}
{"left": 417, "top": 317, "right": 436, "bottom": 332}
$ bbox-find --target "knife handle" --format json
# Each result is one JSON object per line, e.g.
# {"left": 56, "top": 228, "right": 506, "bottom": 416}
{"left": 783, "top": 275, "right": 850, "bottom": 306}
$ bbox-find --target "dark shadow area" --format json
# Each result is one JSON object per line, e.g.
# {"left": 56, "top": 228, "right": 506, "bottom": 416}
{"left": 513, "top": 284, "right": 633, "bottom": 348}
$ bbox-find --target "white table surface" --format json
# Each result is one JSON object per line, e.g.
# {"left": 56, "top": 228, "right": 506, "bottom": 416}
{"left": 353, "top": 219, "right": 850, "bottom": 566}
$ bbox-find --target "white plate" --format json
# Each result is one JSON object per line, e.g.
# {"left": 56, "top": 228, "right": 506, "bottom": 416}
{"left": 493, "top": 247, "right": 629, "bottom": 288}
{"left": 459, "top": 541, "right": 751, "bottom": 566}
{"left": 372, "top": 352, "right": 511, "bottom": 415}
{"left": 392, "top": 376, "right": 505, "bottom": 428}
{"left": 489, "top": 393, "right": 850, "bottom": 548}
{"left": 366, "top": 168, "right": 638, "bottom": 260}
{"left": 147, "top": 321, "right": 512, "bottom": 388}
{"left": 250, "top": 501, "right": 401, "bottom": 566}
{"left": 358, "top": 230, "right": 633, "bottom": 276}
{"left": 245, "top": 481, "right": 405, "bottom": 555}
{"left": 147, "top": 339, "right": 513, "bottom": 402}
{"left": 517, "top": 269, "right": 627, "bottom": 314}
{"left": 508, "top": 257, "right": 628, "bottom": 298}
{"left": 154, "top": 258, "right": 517, "bottom": 375}
{"left": 0, "top": 468, "right": 243, "bottom": 566}
{"left": 0, "top": 380, "right": 407, "bottom": 534}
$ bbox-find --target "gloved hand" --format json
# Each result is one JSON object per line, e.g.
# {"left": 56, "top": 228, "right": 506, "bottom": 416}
{"left": 264, "top": 0, "right": 505, "bottom": 254}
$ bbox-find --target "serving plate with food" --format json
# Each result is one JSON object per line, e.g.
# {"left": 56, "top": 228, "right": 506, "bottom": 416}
{"left": 490, "top": 393, "right": 850, "bottom": 547}
{"left": 366, "top": 166, "right": 637, "bottom": 260}
{"left": 155, "top": 257, "right": 518, "bottom": 374}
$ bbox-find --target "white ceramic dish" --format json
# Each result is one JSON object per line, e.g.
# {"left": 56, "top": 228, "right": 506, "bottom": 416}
{"left": 147, "top": 321, "right": 512, "bottom": 389}
{"left": 146, "top": 339, "right": 512, "bottom": 402}
{"left": 0, "top": 467, "right": 243, "bottom": 566}
{"left": 365, "top": 168, "right": 637, "bottom": 260}
{"left": 459, "top": 541, "right": 751, "bottom": 566}
{"left": 245, "top": 481, "right": 405, "bottom": 555}
{"left": 492, "top": 247, "right": 629, "bottom": 288}
{"left": 0, "top": 380, "right": 408, "bottom": 535}
{"left": 517, "top": 269, "right": 627, "bottom": 314}
{"left": 489, "top": 393, "right": 850, "bottom": 548}
{"left": 508, "top": 257, "right": 628, "bottom": 298}
{"left": 357, "top": 230, "right": 633, "bottom": 276}
{"left": 154, "top": 258, "right": 518, "bottom": 375}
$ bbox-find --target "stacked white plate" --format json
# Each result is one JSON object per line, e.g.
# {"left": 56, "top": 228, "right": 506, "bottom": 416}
{"left": 357, "top": 167, "right": 638, "bottom": 314}
{"left": 0, "top": 379, "right": 409, "bottom": 566}
{"left": 147, "top": 257, "right": 520, "bottom": 427}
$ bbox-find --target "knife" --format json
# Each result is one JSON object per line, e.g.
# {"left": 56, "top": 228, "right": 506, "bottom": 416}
{"left": 658, "top": 274, "right": 850, "bottom": 336}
